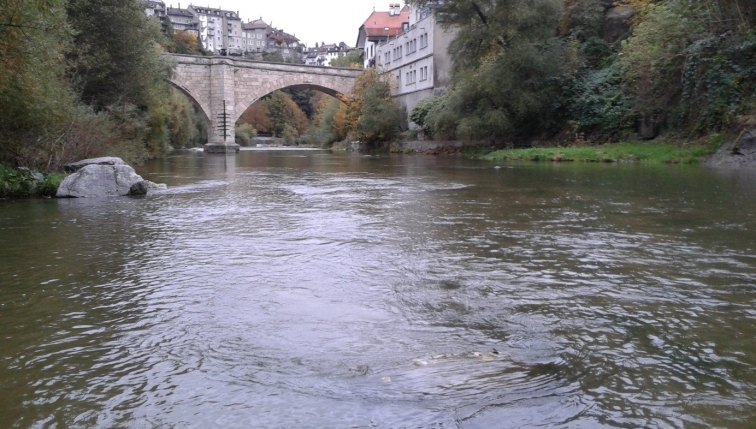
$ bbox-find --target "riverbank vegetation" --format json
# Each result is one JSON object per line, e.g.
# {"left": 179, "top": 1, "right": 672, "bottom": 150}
{"left": 0, "top": 0, "right": 206, "bottom": 173}
{"left": 409, "top": 0, "right": 756, "bottom": 150}
{"left": 485, "top": 141, "right": 720, "bottom": 164}
{"left": 0, "top": 165, "right": 65, "bottom": 198}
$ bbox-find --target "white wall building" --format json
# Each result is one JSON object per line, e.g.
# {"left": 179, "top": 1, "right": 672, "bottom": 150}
{"left": 374, "top": 4, "right": 454, "bottom": 128}
{"left": 188, "top": 5, "right": 243, "bottom": 55}
{"left": 356, "top": 4, "right": 409, "bottom": 69}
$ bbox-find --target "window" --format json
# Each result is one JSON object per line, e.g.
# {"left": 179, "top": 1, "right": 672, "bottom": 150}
{"left": 420, "top": 66, "right": 429, "bottom": 81}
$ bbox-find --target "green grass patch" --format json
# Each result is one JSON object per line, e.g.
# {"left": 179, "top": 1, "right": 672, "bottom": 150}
{"left": 0, "top": 165, "right": 67, "bottom": 198}
{"left": 484, "top": 142, "right": 717, "bottom": 165}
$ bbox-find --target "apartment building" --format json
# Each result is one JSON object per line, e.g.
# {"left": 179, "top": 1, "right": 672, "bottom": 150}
{"left": 356, "top": 4, "right": 409, "bottom": 69}
{"left": 373, "top": 3, "right": 454, "bottom": 128}
{"left": 241, "top": 18, "right": 301, "bottom": 61}
{"left": 144, "top": 0, "right": 167, "bottom": 22}
{"left": 188, "top": 5, "right": 243, "bottom": 55}
{"left": 166, "top": 7, "right": 200, "bottom": 37}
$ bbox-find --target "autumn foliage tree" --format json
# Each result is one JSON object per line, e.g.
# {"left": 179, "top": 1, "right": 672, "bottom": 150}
{"left": 238, "top": 91, "right": 308, "bottom": 137}
{"left": 239, "top": 102, "right": 273, "bottom": 134}
{"left": 263, "top": 91, "right": 309, "bottom": 136}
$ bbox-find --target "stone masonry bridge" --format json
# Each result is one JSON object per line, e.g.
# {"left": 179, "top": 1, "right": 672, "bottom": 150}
{"left": 165, "top": 54, "right": 362, "bottom": 153}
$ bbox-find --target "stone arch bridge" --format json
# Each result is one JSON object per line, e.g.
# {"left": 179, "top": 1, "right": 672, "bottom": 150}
{"left": 165, "top": 54, "right": 361, "bottom": 153}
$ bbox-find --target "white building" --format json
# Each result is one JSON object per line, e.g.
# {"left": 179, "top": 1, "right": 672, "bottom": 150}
{"left": 188, "top": 5, "right": 243, "bottom": 55}
{"left": 356, "top": 4, "right": 409, "bottom": 69}
{"left": 305, "top": 43, "right": 356, "bottom": 67}
{"left": 374, "top": 3, "right": 454, "bottom": 128}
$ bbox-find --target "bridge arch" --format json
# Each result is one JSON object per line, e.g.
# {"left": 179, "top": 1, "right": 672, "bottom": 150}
{"left": 166, "top": 54, "right": 361, "bottom": 152}
{"left": 166, "top": 78, "right": 212, "bottom": 126}
{"left": 234, "top": 83, "right": 349, "bottom": 125}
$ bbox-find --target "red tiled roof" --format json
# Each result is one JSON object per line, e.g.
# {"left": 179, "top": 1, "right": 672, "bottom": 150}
{"left": 362, "top": 6, "right": 410, "bottom": 37}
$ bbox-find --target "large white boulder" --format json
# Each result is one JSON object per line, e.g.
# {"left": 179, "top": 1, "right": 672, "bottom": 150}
{"left": 56, "top": 164, "right": 146, "bottom": 198}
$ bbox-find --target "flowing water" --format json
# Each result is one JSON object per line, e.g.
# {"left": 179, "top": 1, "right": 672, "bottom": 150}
{"left": 1, "top": 149, "right": 756, "bottom": 428}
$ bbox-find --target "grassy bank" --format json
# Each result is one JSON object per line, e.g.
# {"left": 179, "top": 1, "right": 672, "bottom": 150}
{"left": 0, "top": 165, "right": 66, "bottom": 198}
{"left": 483, "top": 142, "right": 718, "bottom": 165}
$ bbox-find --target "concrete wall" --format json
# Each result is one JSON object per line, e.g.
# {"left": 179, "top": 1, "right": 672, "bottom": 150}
{"left": 394, "top": 88, "right": 435, "bottom": 130}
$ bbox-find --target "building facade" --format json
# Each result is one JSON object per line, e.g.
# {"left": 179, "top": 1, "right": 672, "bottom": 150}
{"left": 144, "top": 0, "right": 167, "bottom": 23}
{"left": 166, "top": 7, "right": 199, "bottom": 37}
{"left": 188, "top": 6, "right": 243, "bottom": 55}
{"left": 304, "top": 43, "right": 356, "bottom": 67}
{"left": 241, "top": 19, "right": 302, "bottom": 62}
{"left": 373, "top": 4, "right": 454, "bottom": 128}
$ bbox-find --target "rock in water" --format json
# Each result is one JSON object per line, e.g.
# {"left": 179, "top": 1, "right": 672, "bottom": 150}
{"left": 129, "top": 180, "right": 167, "bottom": 196}
{"left": 63, "top": 157, "right": 125, "bottom": 173}
{"left": 56, "top": 164, "right": 145, "bottom": 198}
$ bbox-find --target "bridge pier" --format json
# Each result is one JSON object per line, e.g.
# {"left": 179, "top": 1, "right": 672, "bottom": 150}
{"left": 205, "top": 59, "right": 240, "bottom": 153}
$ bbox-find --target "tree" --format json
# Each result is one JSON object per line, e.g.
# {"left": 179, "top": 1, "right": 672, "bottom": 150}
{"left": 66, "top": 0, "right": 170, "bottom": 110}
{"left": 239, "top": 102, "right": 273, "bottom": 134}
{"left": 330, "top": 51, "right": 364, "bottom": 69}
{"left": 410, "top": 0, "right": 564, "bottom": 143}
{"left": 281, "top": 87, "right": 317, "bottom": 118}
{"left": 345, "top": 69, "right": 402, "bottom": 143}
{"left": 264, "top": 91, "right": 308, "bottom": 136}
{"left": 0, "top": 0, "right": 78, "bottom": 167}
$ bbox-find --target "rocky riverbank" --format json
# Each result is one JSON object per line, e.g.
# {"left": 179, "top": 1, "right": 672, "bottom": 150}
{"left": 705, "top": 130, "right": 756, "bottom": 169}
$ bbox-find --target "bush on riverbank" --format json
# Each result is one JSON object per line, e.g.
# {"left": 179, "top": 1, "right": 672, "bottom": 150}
{"left": 0, "top": 165, "right": 66, "bottom": 198}
{"left": 484, "top": 141, "right": 720, "bottom": 164}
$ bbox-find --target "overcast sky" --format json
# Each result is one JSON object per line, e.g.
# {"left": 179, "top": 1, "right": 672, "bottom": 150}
{"left": 174, "top": 0, "right": 392, "bottom": 47}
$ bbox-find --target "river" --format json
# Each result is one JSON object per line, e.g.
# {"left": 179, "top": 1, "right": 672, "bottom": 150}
{"left": 1, "top": 149, "right": 756, "bottom": 428}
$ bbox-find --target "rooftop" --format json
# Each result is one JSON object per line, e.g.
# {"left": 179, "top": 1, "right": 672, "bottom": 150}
{"left": 361, "top": 5, "right": 410, "bottom": 38}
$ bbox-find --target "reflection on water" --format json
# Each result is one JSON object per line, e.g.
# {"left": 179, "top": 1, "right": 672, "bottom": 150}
{"left": 1, "top": 150, "right": 756, "bottom": 428}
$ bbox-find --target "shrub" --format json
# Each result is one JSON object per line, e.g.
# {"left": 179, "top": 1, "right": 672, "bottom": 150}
{"left": 235, "top": 123, "right": 257, "bottom": 145}
{"left": 282, "top": 124, "right": 298, "bottom": 146}
{"left": 0, "top": 165, "right": 66, "bottom": 198}
{"left": 570, "top": 61, "right": 635, "bottom": 137}
{"left": 410, "top": 97, "right": 443, "bottom": 136}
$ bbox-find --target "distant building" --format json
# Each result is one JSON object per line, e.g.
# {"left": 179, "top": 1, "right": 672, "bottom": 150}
{"left": 373, "top": 3, "right": 455, "bottom": 129}
{"left": 166, "top": 7, "right": 200, "bottom": 37}
{"left": 241, "top": 18, "right": 268, "bottom": 53}
{"left": 241, "top": 18, "right": 302, "bottom": 62}
{"left": 188, "top": 5, "right": 243, "bottom": 55}
{"left": 304, "top": 42, "right": 356, "bottom": 67}
{"left": 356, "top": 3, "right": 410, "bottom": 69}
{"left": 144, "top": 0, "right": 167, "bottom": 23}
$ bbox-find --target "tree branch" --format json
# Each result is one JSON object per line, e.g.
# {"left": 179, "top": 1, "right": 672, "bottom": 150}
{"left": 471, "top": 2, "right": 488, "bottom": 26}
